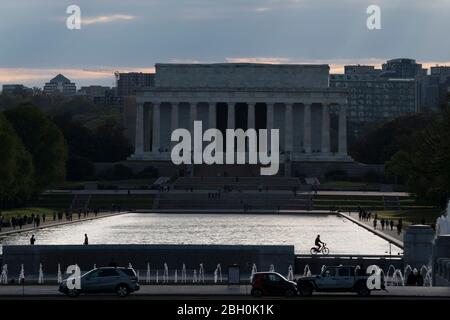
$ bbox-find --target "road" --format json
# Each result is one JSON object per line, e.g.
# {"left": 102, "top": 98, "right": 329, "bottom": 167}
{"left": 0, "top": 285, "right": 449, "bottom": 299}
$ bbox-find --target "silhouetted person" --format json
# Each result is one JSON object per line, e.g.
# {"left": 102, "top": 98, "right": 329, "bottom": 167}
{"left": 390, "top": 220, "right": 394, "bottom": 231}
{"left": 84, "top": 234, "right": 89, "bottom": 245}
{"left": 373, "top": 219, "right": 377, "bottom": 230}
{"left": 30, "top": 235, "right": 36, "bottom": 245}
{"left": 315, "top": 235, "right": 324, "bottom": 251}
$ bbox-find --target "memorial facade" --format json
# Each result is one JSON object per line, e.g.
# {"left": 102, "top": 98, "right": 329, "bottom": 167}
{"left": 129, "top": 63, "right": 351, "bottom": 169}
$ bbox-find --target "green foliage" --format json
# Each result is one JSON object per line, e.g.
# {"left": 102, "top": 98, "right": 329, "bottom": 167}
{"left": 3, "top": 104, "right": 68, "bottom": 191}
{"left": 0, "top": 113, "right": 35, "bottom": 207}
{"left": 349, "top": 114, "right": 434, "bottom": 164}
{"left": 387, "top": 107, "right": 450, "bottom": 207}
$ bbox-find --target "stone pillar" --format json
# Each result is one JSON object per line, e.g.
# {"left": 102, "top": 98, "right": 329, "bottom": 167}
{"left": 152, "top": 102, "right": 161, "bottom": 153}
{"left": 285, "top": 103, "right": 293, "bottom": 153}
{"left": 338, "top": 104, "right": 348, "bottom": 155}
{"left": 321, "top": 104, "right": 330, "bottom": 154}
{"left": 404, "top": 225, "right": 434, "bottom": 269}
{"left": 227, "top": 103, "right": 235, "bottom": 129}
{"left": 135, "top": 103, "right": 144, "bottom": 155}
{"left": 208, "top": 103, "right": 216, "bottom": 129}
{"left": 247, "top": 103, "right": 255, "bottom": 129}
{"left": 266, "top": 103, "right": 274, "bottom": 153}
{"left": 170, "top": 102, "right": 179, "bottom": 147}
{"left": 190, "top": 102, "right": 197, "bottom": 134}
{"left": 303, "top": 104, "right": 311, "bottom": 153}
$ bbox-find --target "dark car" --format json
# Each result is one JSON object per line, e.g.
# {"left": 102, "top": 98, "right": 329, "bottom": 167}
{"left": 59, "top": 267, "right": 140, "bottom": 297}
{"left": 296, "top": 265, "right": 384, "bottom": 297}
{"left": 251, "top": 272, "right": 297, "bottom": 297}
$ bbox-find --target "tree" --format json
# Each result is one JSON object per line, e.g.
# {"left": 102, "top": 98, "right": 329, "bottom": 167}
{"left": 387, "top": 106, "right": 450, "bottom": 207}
{"left": 0, "top": 113, "right": 35, "bottom": 207}
{"left": 349, "top": 114, "right": 435, "bottom": 164}
{"left": 3, "top": 104, "right": 68, "bottom": 191}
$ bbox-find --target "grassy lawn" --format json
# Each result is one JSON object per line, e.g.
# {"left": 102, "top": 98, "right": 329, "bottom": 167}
{"left": 0, "top": 207, "right": 55, "bottom": 221}
{"left": 320, "top": 180, "right": 372, "bottom": 188}
{"left": 373, "top": 208, "right": 442, "bottom": 225}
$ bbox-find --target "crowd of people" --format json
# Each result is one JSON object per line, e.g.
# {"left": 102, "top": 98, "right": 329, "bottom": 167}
{"left": 0, "top": 208, "right": 102, "bottom": 232}
{"left": 357, "top": 206, "right": 404, "bottom": 235}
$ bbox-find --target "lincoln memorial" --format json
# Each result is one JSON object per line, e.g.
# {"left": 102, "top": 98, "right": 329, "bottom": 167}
{"left": 128, "top": 63, "right": 353, "bottom": 176}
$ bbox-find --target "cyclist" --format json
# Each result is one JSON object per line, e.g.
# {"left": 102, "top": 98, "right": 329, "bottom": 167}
{"left": 315, "top": 235, "right": 325, "bottom": 252}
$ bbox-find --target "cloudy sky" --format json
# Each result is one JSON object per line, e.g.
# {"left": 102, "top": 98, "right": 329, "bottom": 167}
{"left": 1, "top": 0, "right": 449, "bottom": 87}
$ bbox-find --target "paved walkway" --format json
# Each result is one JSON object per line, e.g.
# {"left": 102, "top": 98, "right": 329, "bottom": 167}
{"left": 337, "top": 211, "right": 405, "bottom": 248}
{"left": 45, "top": 190, "right": 410, "bottom": 197}
{"left": 0, "top": 285, "right": 448, "bottom": 297}
{"left": 0, "top": 211, "right": 126, "bottom": 237}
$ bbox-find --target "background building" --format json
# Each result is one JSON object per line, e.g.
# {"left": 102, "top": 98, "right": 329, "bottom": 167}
{"left": 1, "top": 84, "right": 33, "bottom": 96}
{"left": 43, "top": 74, "right": 76, "bottom": 96}
{"left": 421, "top": 66, "right": 450, "bottom": 111}
{"left": 330, "top": 64, "right": 419, "bottom": 124}
{"left": 115, "top": 72, "right": 154, "bottom": 97}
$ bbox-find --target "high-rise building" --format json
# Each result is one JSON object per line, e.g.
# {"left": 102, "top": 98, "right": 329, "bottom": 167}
{"left": 330, "top": 64, "right": 419, "bottom": 124}
{"left": 1, "top": 84, "right": 33, "bottom": 96}
{"left": 115, "top": 72, "right": 154, "bottom": 97}
{"left": 43, "top": 74, "right": 76, "bottom": 96}
{"left": 381, "top": 58, "right": 426, "bottom": 79}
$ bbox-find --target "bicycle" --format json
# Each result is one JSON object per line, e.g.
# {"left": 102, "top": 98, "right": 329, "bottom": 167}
{"left": 310, "top": 243, "right": 330, "bottom": 255}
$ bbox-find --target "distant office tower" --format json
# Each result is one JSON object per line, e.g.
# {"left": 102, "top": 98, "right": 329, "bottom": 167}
{"left": 2, "top": 84, "right": 33, "bottom": 96}
{"left": 78, "top": 85, "right": 111, "bottom": 99}
{"left": 115, "top": 72, "right": 155, "bottom": 97}
{"left": 330, "top": 64, "right": 419, "bottom": 123}
{"left": 421, "top": 66, "right": 450, "bottom": 111}
{"left": 43, "top": 74, "right": 76, "bottom": 96}
{"left": 381, "top": 58, "right": 426, "bottom": 79}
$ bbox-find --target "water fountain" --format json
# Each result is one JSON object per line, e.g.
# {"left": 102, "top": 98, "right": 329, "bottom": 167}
{"left": 128, "top": 262, "right": 133, "bottom": 269}
{"left": 146, "top": 263, "right": 151, "bottom": 284}
{"left": 193, "top": 270, "right": 198, "bottom": 283}
{"left": 136, "top": 270, "right": 140, "bottom": 281}
{"left": 214, "top": 264, "right": 222, "bottom": 283}
{"left": 182, "top": 263, "right": 187, "bottom": 283}
{"left": 19, "top": 264, "right": 25, "bottom": 283}
{"left": 38, "top": 263, "right": 44, "bottom": 284}
{"left": 174, "top": 269, "right": 178, "bottom": 283}
{"left": 436, "top": 201, "right": 450, "bottom": 237}
{"left": 404, "top": 265, "right": 412, "bottom": 281}
{"left": 269, "top": 264, "right": 275, "bottom": 272}
{"left": 199, "top": 264, "right": 205, "bottom": 283}
{"left": 93, "top": 264, "right": 96, "bottom": 269}
{"left": 424, "top": 268, "right": 433, "bottom": 287}
{"left": 303, "top": 265, "right": 311, "bottom": 277}
{"left": 156, "top": 270, "right": 159, "bottom": 283}
{"left": 163, "top": 263, "right": 169, "bottom": 283}
{"left": 392, "top": 269, "right": 405, "bottom": 286}
{"left": 287, "top": 265, "right": 294, "bottom": 281}
{"left": 250, "top": 263, "right": 257, "bottom": 283}
{"left": 320, "top": 265, "right": 326, "bottom": 274}
{"left": 57, "top": 264, "right": 62, "bottom": 284}
{"left": 1, "top": 264, "right": 8, "bottom": 284}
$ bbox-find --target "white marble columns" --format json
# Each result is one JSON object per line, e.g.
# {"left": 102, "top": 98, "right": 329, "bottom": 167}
{"left": 133, "top": 100, "right": 348, "bottom": 160}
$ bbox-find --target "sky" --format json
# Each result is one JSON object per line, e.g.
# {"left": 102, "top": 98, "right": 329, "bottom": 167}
{"left": 0, "top": 0, "right": 449, "bottom": 87}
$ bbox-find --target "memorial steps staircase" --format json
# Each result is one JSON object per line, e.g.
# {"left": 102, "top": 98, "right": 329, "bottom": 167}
{"left": 173, "top": 177, "right": 302, "bottom": 191}
{"left": 156, "top": 192, "right": 313, "bottom": 211}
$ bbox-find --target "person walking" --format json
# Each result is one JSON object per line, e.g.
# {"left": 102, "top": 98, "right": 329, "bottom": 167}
{"left": 390, "top": 220, "right": 394, "bottom": 231}
{"left": 381, "top": 219, "right": 385, "bottom": 230}
{"left": 84, "top": 234, "right": 89, "bottom": 245}
{"left": 30, "top": 235, "right": 36, "bottom": 245}
{"left": 373, "top": 219, "right": 377, "bottom": 230}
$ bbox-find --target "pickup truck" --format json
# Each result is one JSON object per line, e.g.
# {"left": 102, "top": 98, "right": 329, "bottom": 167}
{"left": 296, "top": 265, "right": 384, "bottom": 297}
